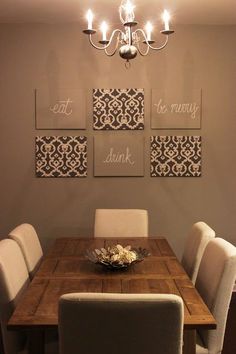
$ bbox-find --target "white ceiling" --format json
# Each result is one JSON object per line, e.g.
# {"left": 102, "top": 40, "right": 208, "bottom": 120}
{"left": 0, "top": 0, "right": 235, "bottom": 25}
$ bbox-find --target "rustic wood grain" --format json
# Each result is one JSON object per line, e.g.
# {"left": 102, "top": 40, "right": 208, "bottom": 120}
{"left": 8, "top": 237, "right": 216, "bottom": 354}
{"left": 9, "top": 237, "right": 216, "bottom": 329}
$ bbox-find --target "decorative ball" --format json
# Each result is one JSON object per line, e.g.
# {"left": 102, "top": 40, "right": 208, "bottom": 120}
{"left": 119, "top": 45, "right": 138, "bottom": 60}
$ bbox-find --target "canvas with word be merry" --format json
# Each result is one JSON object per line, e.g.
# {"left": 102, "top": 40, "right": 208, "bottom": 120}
{"left": 151, "top": 89, "right": 202, "bottom": 129}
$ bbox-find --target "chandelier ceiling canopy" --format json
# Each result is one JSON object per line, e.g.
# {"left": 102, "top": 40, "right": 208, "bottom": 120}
{"left": 83, "top": 0, "right": 174, "bottom": 67}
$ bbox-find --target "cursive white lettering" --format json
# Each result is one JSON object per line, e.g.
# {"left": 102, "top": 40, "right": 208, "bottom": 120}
{"left": 154, "top": 98, "right": 200, "bottom": 120}
{"left": 170, "top": 102, "right": 199, "bottom": 119}
{"left": 154, "top": 98, "right": 168, "bottom": 114}
{"left": 50, "top": 98, "right": 73, "bottom": 116}
{"left": 103, "top": 147, "right": 135, "bottom": 165}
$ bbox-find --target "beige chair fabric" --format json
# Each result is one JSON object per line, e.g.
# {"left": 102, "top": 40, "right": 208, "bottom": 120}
{"left": 94, "top": 209, "right": 148, "bottom": 238}
{"left": 181, "top": 221, "right": 215, "bottom": 284}
{"left": 9, "top": 223, "right": 43, "bottom": 279}
{"left": 0, "top": 239, "right": 30, "bottom": 354}
{"left": 195, "top": 238, "right": 236, "bottom": 354}
{"left": 59, "top": 292, "right": 184, "bottom": 354}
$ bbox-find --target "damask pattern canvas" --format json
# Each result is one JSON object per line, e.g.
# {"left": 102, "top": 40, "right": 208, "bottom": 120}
{"left": 93, "top": 88, "right": 144, "bottom": 130}
{"left": 150, "top": 136, "right": 201, "bottom": 177}
{"left": 36, "top": 136, "right": 87, "bottom": 177}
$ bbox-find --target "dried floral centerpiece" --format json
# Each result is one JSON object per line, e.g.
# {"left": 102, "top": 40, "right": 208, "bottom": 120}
{"left": 86, "top": 244, "right": 149, "bottom": 269}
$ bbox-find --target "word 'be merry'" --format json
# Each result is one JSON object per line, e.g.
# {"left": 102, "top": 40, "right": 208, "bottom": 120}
{"left": 154, "top": 98, "right": 199, "bottom": 119}
{"left": 50, "top": 98, "right": 73, "bottom": 116}
{"left": 103, "top": 147, "right": 135, "bottom": 165}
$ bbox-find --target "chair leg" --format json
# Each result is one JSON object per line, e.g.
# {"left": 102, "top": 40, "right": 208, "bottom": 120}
{"left": 0, "top": 329, "right": 5, "bottom": 354}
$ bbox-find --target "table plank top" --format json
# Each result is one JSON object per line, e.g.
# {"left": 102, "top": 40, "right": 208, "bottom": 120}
{"left": 8, "top": 237, "right": 216, "bottom": 330}
{"left": 46, "top": 237, "right": 176, "bottom": 258}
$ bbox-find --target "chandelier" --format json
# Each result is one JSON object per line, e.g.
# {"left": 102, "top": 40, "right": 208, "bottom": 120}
{"left": 83, "top": 0, "right": 174, "bottom": 67}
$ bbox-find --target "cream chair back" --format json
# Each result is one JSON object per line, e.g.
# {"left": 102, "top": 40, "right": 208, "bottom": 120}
{"left": 196, "top": 238, "right": 236, "bottom": 354}
{"left": 9, "top": 223, "right": 43, "bottom": 279}
{"left": 94, "top": 209, "right": 148, "bottom": 237}
{"left": 0, "top": 239, "right": 30, "bottom": 354}
{"left": 59, "top": 293, "right": 183, "bottom": 354}
{"left": 181, "top": 221, "right": 215, "bottom": 284}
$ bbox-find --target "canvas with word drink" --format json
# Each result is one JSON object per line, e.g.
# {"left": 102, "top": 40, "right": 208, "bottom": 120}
{"left": 151, "top": 89, "right": 202, "bottom": 129}
{"left": 35, "top": 89, "right": 86, "bottom": 129}
{"left": 94, "top": 135, "right": 144, "bottom": 176}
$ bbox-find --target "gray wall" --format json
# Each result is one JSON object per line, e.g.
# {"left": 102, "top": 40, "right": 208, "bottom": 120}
{"left": 0, "top": 23, "right": 236, "bottom": 257}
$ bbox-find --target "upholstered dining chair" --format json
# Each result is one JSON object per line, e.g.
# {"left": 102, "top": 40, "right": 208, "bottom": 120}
{"left": 9, "top": 223, "right": 43, "bottom": 279}
{"left": 58, "top": 292, "right": 184, "bottom": 354}
{"left": 181, "top": 221, "right": 215, "bottom": 284}
{"left": 195, "top": 238, "right": 236, "bottom": 354}
{"left": 0, "top": 239, "right": 30, "bottom": 354}
{"left": 94, "top": 209, "right": 148, "bottom": 237}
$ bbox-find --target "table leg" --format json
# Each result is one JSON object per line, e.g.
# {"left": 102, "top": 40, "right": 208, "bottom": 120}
{"left": 28, "top": 330, "right": 45, "bottom": 354}
{"left": 183, "top": 329, "right": 196, "bottom": 354}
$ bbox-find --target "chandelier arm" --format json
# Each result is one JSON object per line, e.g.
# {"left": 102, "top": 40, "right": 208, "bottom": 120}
{"left": 133, "top": 29, "right": 151, "bottom": 56}
{"left": 134, "top": 29, "right": 169, "bottom": 51}
{"left": 88, "top": 29, "right": 123, "bottom": 51}
{"left": 136, "top": 44, "right": 150, "bottom": 56}
{"left": 148, "top": 35, "right": 169, "bottom": 51}
{"left": 104, "top": 34, "right": 121, "bottom": 56}
{"left": 136, "top": 38, "right": 150, "bottom": 56}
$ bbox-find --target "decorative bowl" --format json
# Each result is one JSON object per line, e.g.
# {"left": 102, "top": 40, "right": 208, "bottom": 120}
{"left": 86, "top": 244, "right": 150, "bottom": 270}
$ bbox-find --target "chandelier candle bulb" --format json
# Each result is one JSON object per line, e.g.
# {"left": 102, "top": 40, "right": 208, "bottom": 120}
{"left": 163, "top": 10, "right": 170, "bottom": 31}
{"left": 86, "top": 9, "right": 94, "bottom": 30}
{"left": 100, "top": 21, "right": 108, "bottom": 41}
{"left": 123, "top": 0, "right": 135, "bottom": 23}
{"left": 145, "top": 22, "right": 153, "bottom": 42}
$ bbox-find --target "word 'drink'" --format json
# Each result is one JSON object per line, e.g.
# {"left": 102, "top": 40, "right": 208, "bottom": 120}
{"left": 103, "top": 147, "right": 135, "bottom": 165}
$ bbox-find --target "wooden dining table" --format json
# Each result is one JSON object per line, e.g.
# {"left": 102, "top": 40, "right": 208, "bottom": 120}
{"left": 8, "top": 237, "right": 216, "bottom": 354}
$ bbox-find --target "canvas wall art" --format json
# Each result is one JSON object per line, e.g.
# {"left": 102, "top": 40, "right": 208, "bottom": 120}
{"left": 151, "top": 89, "right": 202, "bottom": 129}
{"left": 36, "top": 89, "right": 86, "bottom": 129}
{"left": 93, "top": 88, "right": 144, "bottom": 130}
{"left": 36, "top": 136, "right": 87, "bottom": 177}
{"left": 94, "top": 135, "right": 144, "bottom": 176}
{"left": 150, "top": 136, "right": 201, "bottom": 177}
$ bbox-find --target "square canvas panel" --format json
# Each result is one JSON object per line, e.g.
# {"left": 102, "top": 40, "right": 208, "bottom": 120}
{"left": 151, "top": 89, "right": 202, "bottom": 129}
{"left": 94, "top": 135, "right": 144, "bottom": 176}
{"left": 36, "top": 136, "right": 87, "bottom": 177}
{"left": 36, "top": 89, "right": 86, "bottom": 129}
{"left": 150, "top": 136, "right": 201, "bottom": 177}
{"left": 93, "top": 88, "right": 144, "bottom": 130}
